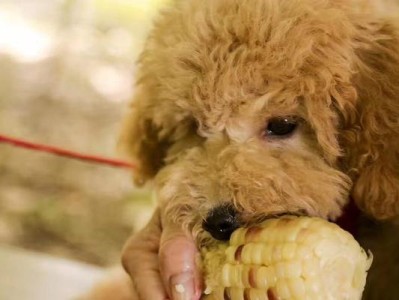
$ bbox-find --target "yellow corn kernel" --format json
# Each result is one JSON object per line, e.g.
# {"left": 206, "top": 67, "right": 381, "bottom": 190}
{"left": 202, "top": 216, "right": 372, "bottom": 300}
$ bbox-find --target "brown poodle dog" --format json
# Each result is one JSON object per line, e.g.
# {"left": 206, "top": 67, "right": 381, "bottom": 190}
{"left": 90, "top": 0, "right": 399, "bottom": 299}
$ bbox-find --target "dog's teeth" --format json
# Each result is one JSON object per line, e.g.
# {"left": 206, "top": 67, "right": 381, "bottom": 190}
{"left": 202, "top": 216, "right": 373, "bottom": 300}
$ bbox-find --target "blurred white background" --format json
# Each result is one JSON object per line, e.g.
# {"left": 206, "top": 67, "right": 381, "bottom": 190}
{"left": 0, "top": 0, "right": 167, "bottom": 265}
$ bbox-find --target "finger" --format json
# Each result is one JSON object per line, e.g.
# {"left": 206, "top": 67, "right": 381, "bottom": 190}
{"left": 159, "top": 223, "right": 202, "bottom": 300}
{"left": 122, "top": 209, "right": 167, "bottom": 300}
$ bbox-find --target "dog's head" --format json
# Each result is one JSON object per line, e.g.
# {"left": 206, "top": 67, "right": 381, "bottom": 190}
{"left": 120, "top": 0, "right": 399, "bottom": 242}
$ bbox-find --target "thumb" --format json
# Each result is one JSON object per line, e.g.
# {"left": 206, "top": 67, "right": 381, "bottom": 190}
{"left": 159, "top": 223, "right": 202, "bottom": 300}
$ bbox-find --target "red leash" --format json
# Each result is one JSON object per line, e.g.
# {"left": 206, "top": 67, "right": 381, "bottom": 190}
{"left": 0, "top": 134, "right": 135, "bottom": 169}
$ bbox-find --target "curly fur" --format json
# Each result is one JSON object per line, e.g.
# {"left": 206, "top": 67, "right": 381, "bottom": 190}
{"left": 117, "top": 0, "right": 399, "bottom": 298}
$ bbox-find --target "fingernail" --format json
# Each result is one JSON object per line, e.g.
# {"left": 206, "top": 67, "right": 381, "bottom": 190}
{"left": 170, "top": 271, "right": 194, "bottom": 300}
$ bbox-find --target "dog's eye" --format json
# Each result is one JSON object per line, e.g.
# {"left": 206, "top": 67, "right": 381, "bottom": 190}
{"left": 265, "top": 117, "right": 298, "bottom": 137}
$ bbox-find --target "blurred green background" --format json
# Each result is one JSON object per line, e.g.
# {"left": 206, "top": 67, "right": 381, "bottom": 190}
{"left": 0, "top": 0, "right": 168, "bottom": 266}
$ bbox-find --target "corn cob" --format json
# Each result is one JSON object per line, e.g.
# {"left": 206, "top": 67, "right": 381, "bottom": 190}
{"left": 201, "top": 216, "right": 372, "bottom": 300}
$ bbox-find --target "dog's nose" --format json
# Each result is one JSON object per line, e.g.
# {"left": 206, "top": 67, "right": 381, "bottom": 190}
{"left": 202, "top": 204, "right": 240, "bottom": 241}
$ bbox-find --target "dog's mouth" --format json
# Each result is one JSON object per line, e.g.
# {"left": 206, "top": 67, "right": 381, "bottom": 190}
{"left": 240, "top": 201, "right": 361, "bottom": 236}
{"left": 202, "top": 205, "right": 312, "bottom": 242}
{"left": 242, "top": 209, "right": 309, "bottom": 224}
{"left": 202, "top": 200, "right": 360, "bottom": 243}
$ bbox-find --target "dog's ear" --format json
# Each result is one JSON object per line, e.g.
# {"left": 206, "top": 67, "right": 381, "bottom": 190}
{"left": 119, "top": 86, "right": 171, "bottom": 186}
{"left": 343, "top": 17, "right": 399, "bottom": 220}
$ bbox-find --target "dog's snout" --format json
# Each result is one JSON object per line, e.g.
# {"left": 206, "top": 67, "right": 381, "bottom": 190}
{"left": 202, "top": 204, "right": 240, "bottom": 241}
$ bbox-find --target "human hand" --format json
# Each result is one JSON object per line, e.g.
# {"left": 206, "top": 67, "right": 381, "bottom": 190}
{"left": 122, "top": 209, "right": 202, "bottom": 300}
